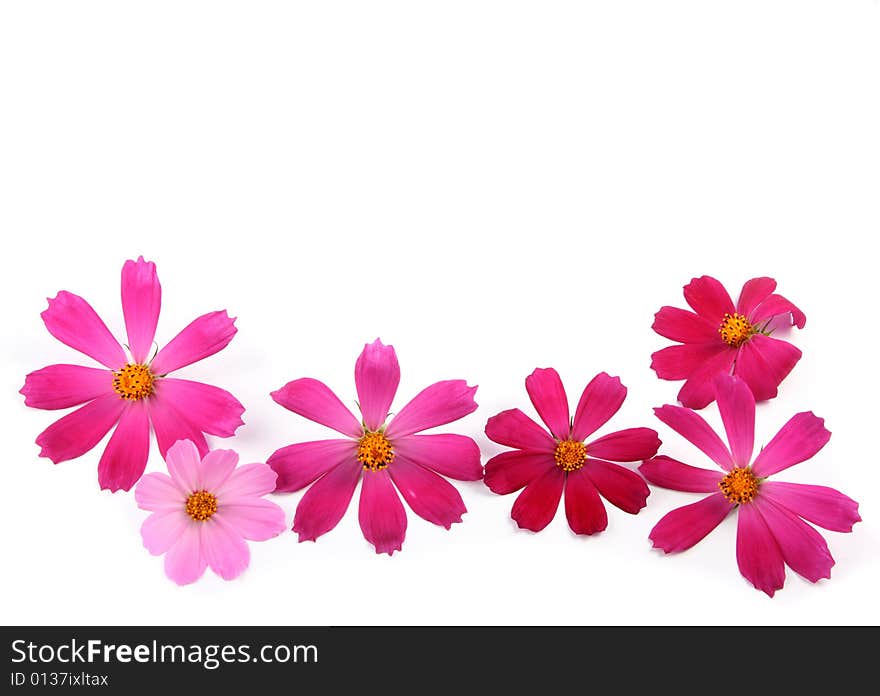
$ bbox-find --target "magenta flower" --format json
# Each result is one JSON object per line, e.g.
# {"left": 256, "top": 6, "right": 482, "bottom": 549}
{"left": 484, "top": 369, "right": 661, "bottom": 534}
{"left": 21, "top": 257, "right": 244, "bottom": 491}
{"left": 651, "top": 275, "right": 806, "bottom": 409}
{"left": 268, "top": 339, "right": 480, "bottom": 555}
{"left": 641, "top": 374, "right": 860, "bottom": 597}
{"left": 135, "top": 439, "right": 285, "bottom": 585}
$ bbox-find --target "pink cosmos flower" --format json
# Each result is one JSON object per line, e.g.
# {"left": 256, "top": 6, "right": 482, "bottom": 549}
{"left": 21, "top": 257, "right": 244, "bottom": 491}
{"left": 267, "top": 339, "right": 481, "bottom": 555}
{"left": 651, "top": 275, "right": 806, "bottom": 409}
{"left": 641, "top": 374, "right": 860, "bottom": 597}
{"left": 484, "top": 369, "right": 661, "bottom": 534}
{"left": 135, "top": 439, "right": 285, "bottom": 585}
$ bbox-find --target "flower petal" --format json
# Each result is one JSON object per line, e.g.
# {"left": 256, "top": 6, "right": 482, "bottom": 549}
{"left": 484, "top": 450, "right": 556, "bottom": 495}
{"left": 750, "top": 293, "right": 806, "bottom": 329}
{"left": 653, "top": 404, "right": 733, "bottom": 470}
{"left": 21, "top": 364, "right": 113, "bottom": 410}
{"left": 35, "top": 393, "right": 125, "bottom": 464}
{"left": 733, "top": 334, "right": 801, "bottom": 403}
{"left": 293, "top": 459, "right": 362, "bottom": 542}
{"left": 683, "top": 275, "right": 735, "bottom": 322}
{"left": 121, "top": 256, "right": 161, "bottom": 364}
{"left": 751, "top": 412, "right": 831, "bottom": 478}
{"left": 484, "top": 409, "right": 555, "bottom": 451}
{"left": 385, "top": 380, "right": 478, "bottom": 438}
{"left": 584, "top": 459, "right": 649, "bottom": 514}
{"left": 389, "top": 456, "right": 466, "bottom": 529}
{"left": 755, "top": 498, "right": 833, "bottom": 584}
{"left": 760, "top": 481, "right": 860, "bottom": 532}
{"left": 676, "top": 346, "right": 736, "bottom": 409}
{"left": 268, "top": 439, "right": 358, "bottom": 493}
{"left": 713, "top": 374, "right": 755, "bottom": 467}
{"left": 270, "top": 378, "right": 362, "bottom": 438}
{"left": 510, "top": 466, "right": 564, "bottom": 532}
{"left": 150, "top": 310, "right": 237, "bottom": 375}
{"left": 98, "top": 400, "right": 151, "bottom": 492}
{"left": 651, "top": 343, "right": 728, "bottom": 381}
{"left": 649, "top": 493, "right": 733, "bottom": 553}
{"left": 525, "top": 367, "right": 570, "bottom": 440}
{"left": 639, "top": 456, "right": 723, "bottom": 493}
{"left": 198, "top": 448, "right": 239, "bottom": 492}
{"left": 149, "top": 394, "right": 209, "bottom": 459}
{"left": 652, "top": 306, "right": 719, "bottom": 344}
{"left": 152, "top": 378, "right": 244, "bottom": 437}
{"left": 736, "top": 277, "right": 777, "bottom": 317}
{"left": 216, "top": 462, "right": 279, "bottom": 499}
{"left": 41, "top": 291, "right": 127, "bottom": 369}
{"left": 736, "top": 503, "right": 786, "bottom": 597}
{"left": 164, "top": 439, "right": 203, "bottom": 493}
{"left": 141, "top": 510, "right": 190, "bottom": 555}
{"left": 392, "top": 434, "right": 482, "bottom": 481}
{"left": 163, "top": 524, "right": 206, "bottom": 585}
{"left": 586, "top": 427, "right": 661, "bottom": 462}
{"left": 571, "top": 372, "right": 626, "bottom": 442}
{"left": 359, "top": 469, "right": 407, "bottom": 555}
{"left": 354, "top": 338, "right": 400, "bottom": 432}
{"left": 216, "top": 498, "right": 286, "bottom": 541}
{"left": 135, "top": 472, "right": 186, "bottom": 512}
{"left": 201, "top": 517, "right": 250, "bottom": 580}
{"left": 564, "top": 469, "right": 608, "bottom": 535}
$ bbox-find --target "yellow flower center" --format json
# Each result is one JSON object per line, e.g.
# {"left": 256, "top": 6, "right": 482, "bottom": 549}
{"left": 718, "top": 312, "right": 754, "bottom": 348}
{"left": 357, "top": 431, "right": 395, "bottom": 471}
{"left": 719, "top": 467, "right": 759, "bottom": 505}
{"left": 112, "top": 363, "right": 154, "bottom": 400}
{"left": 554, "top": 439, "right": 587, "bottom": 472}
{"left": 185, "top": 490, "right": 218, "bottom": 521}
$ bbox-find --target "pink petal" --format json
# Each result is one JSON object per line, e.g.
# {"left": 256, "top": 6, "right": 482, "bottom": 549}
{"left": 150, "top": 310, "right": 237, "bottom": 375}
{"left": 649, "top": 493, "right": 733, "bottom": 553}
{"left": 148, "top": 393, "right": 209, "bottom": 459}
{"left": 293, "top": 460, "right": 362, "bottom": 542}
{"left": 750, "top": 293, "right": 807, "bottom": 329}
{"left": 201, "top": 517, "right": 250, "bottom": 580}
{"left": 98, "top": 400, "right": 151, "bottom": 492}
{"left": 216, "top": 499, "right": 286, "bottom": 541}
{"left": 141, "top": 510, "right": 190, "bottom": 555}
{"left": 358, "top": 469, "right": 407, "bottom": 555}
{"left": 41, "top": 291, "right": 127, "bottom": 369}
{"left": 484, "top": 450, "right": 556, "bottom": 495}
{"left": 755, "top": 498, "right": 833, "bottom": 583}
{"left": 389, "top": 456, "right": 466, "bottom": 529}
{"left": 736, "top": 503, "right": 786, "bottom": 597}
{"left": 35, "top": 393, "right": 125, "bottom": 464}
{"left": 121, "top": 256, "right": 161, "bottom": 364}
{"left": 135, "top": 472, "right": 186, "bottom": 512}
{"left": 713, "top": 374, "right": 755, "bottom": 467}
{"left": 676, "top": 346, "right": 736, "bottom": 409}
{"left": 683, "top": 275, "right": 735, "bottom": 322}
{"left": 270, "top": 378, "right": 362, "bottom": 438}
{"left": 21, "top": 364, "right": 113, "bottom": 410}
{"left": 751, "top": 412, "right": 831, "bottom": 478}
{"left": 216, "top": 463, "right": 279, "bottom": 500}
{"left": 564, "top": 469, "right": 608, "bottom": 535}
{"left": 652, "top": 306, "right": 719, "bottom": 344}
{"left": 586, "top": 427, "right": 661, "bottom": 462}
{"left": 484, "top": 409, "right": 555, "bottom": 451}
{"left": 760, "top": 481, "right": 860, "bottom": 532}
{"left": 152, "top": 378, "right": 244, "bottom": 437}
{"left": 198, "top": 448, "right": 239, "bottom": 492}
{"left": 525, "top": 367, "right": 571, "bottom": 440}
{"left": 733, "top": 334, "right": 801, "bottom": 403}
{"left": 584, "top": 459, "right": 649, "bottom": 514}
{"left": 571, "top": 372, "right": 626, "bottom": 442}
{"left": 510, "top": 466, "right": 564, "bottom": 532}
{"left": 354, "top": 338, "right": 399, "bottom": 432}
{"left": 163, "top": 525, "right": 206, "bottom": 585}
{"left": 639, "top": 456, "right": 723, "bottom": 492}
{"left": 392, "top": 434, "right": 482, "bottom": 481}
{"left": 385, "top": 380, "right": 478, "bottom": 439}
{"left": 736, "top": 277, "right": 777, "bottom": 317}
{"left": 653, "top": 405, "right": 733, "bottom": 470}
{"left": 268, "top": 439, "right": 358, "bottom": 493}
{"left": 164, "top": 439, "right": 203, "bottom": 493}
{"left": 651, "top": 343, "right": 728, "bottom": 381}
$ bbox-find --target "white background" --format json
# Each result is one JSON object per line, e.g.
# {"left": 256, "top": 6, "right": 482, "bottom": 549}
{"left": 1, "top": 2, "right": 878, "bottom": 626}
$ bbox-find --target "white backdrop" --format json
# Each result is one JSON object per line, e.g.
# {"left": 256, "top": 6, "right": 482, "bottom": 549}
{"left": 1, "top": 1, "right": 878, "bottom": 625}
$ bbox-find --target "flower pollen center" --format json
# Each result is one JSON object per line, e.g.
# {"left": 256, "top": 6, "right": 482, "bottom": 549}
{"left": 554, "top": 439, "right": 587, "bottom": 472}
{"left": 357, "top": 431, "right": 394, "bottom": 471}
{"left": 112, "top": 363, "right": 154, "bottom": 400}
{"left": 719, "top": 467, "right": 759, "bottom": 505}
{"left": 718, "top": 312, "right": 754, "bottom": 348}
{"left": 185, "top": 490, "right": 218, "bottom": 521}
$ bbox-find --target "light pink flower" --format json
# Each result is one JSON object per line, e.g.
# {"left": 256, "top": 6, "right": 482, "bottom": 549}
{"left": 641, "top": 374, "right": 860, "bottom": 597}
{"left": 135, "top": 439, "right": 285, "bottom": 585}
{"left": 651, "top": 275, "right": 806, "bottom": 409}
{"left": 21, "top": 257, "right": 244, "bottom": 491}
{"left": 268, "top": 339, "right": 480, "bottom": 555}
